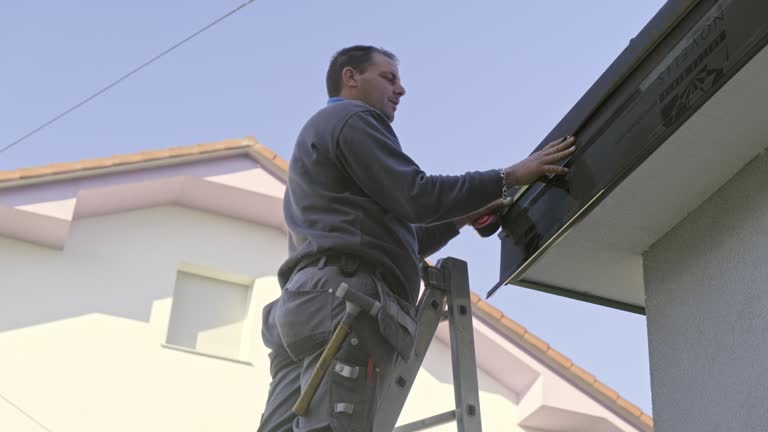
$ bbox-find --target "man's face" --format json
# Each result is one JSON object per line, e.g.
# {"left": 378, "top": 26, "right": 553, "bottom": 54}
{"left": 348, "top": 53, "right": 406, "bottom": 122}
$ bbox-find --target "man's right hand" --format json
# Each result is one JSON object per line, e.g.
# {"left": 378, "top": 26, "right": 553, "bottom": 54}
{"left": 504, "top": 135, "right": 576, "bottom": 186}
{"left": 454, "top": 197, "right": 510, "bottom": 229}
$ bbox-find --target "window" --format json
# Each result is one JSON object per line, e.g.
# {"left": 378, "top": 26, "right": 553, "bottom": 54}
{"left": 164, "top": 262, "right": 258, "bottom": 363}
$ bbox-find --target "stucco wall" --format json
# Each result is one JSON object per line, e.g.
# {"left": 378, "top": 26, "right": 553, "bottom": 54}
{"left": 0, "top": 205, "right": 528, "bottom": 431}
{"left": 0, "top": 202, "right": 640, "bottom": 431}
{"left": 0, "top": 206, "right": 288, "bottom": 431}
{"left": 644, "top": 152, "right": 768, "bottom": 431}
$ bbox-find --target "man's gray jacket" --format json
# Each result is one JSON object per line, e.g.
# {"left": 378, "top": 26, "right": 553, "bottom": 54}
{"left": 278, "top": 100, "right": 502, "bottom": 305}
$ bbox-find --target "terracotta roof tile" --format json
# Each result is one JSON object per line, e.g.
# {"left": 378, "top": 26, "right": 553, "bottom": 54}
{"left": 0, "top": 170, "right": 21, "bottom": 181}
{"left": 594, "top": 380, "right": 621, "bottom": 401}
{"left": 474, "top": 300, "right": 504, "bottom": 320}
{"left": 249, "top": 140, "right": 291, "bottom": 173}
{"left": 78, "top": 158, "right": 114, "bottom": 170}
{"left": 617, "top": 397, "right": 644, "bottom": 417}
{"left": 110, "top": 153, "right": 145, "bottom": 166}
{"left": 569, "top": 364, "right": 597, "bottom": 385}
{"left": 523, "top": 332, "right": 550, "bottom": 352}
{"left": 46, "top": 162, "right": 85, "bottom": 172}
{"left": 271, "top": 158, "right": 289, "bottom": 172}
{"left": 640, "top": 414, "right": 654, "bottom": 427}
{"left": 253, "top": 142, "right": 277, "bottom": 160}
{"left": 168, "top": 145, "right": 200, "bottom": 157}
{"left": 545, "top": 347, "right": 574, "bottom": 369}
{"left": 469, "top": 292, "right": 482, "bottom": 304}
{"left": 200, "top": 140, "right": 246, "bottom": 152}
{"left": 499, "top": 316, "right": 526, "bottom": 337}
{"left": 18, "top": 166, "right": 56, "bottom": 178}
{"left": 137, "top": 149, "right": 172, "bottom": 159}
{"left": 0, "top": 137, "right": 286, "bottom": 184}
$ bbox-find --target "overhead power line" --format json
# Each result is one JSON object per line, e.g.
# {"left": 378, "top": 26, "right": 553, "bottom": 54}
{"left": 0, "top": 0, "right": 256, "bottom": 156}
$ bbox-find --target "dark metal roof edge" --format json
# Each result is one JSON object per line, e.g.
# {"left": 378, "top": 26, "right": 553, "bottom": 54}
{"left": 511, "top": 279, "right": 646, "bottom": 316}
{"left": 488, "top": 0, "right": 703, "bottom": 305}
{"left": 533, "top": 0, "right": 699, "bottom": 149}
{"left": 496, "top": 0, "right": 768, "bottom": 309}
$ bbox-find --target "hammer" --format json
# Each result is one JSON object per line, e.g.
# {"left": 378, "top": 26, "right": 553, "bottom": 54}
{"left": 292, "top": 282, "right": 382, "bottom": 416}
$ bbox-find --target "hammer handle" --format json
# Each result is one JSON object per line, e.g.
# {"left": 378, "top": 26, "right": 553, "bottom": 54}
{"left": 292, "top": 321, "right": 351, "bottom": 416}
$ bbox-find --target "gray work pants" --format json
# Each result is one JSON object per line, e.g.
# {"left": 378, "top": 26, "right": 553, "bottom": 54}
{"left": 257, "top": 265, "right": 398, "bottom": 432}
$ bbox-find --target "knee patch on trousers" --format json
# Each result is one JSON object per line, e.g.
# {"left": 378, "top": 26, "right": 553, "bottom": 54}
{"left": 329, "top": 331, "right": 378, "bottom": 431}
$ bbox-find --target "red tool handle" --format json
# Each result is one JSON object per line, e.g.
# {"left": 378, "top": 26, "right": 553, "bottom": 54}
{"left": 472, "top": 214, "right": 501, "bottom": 237}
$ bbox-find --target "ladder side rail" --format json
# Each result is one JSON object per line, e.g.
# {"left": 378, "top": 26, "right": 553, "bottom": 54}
{"left": 444, "top": 257, "right": 483, "bottom": 432}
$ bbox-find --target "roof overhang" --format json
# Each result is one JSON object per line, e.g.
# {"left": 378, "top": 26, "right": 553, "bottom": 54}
{"left": 492, "top": 0, "right": 768, "bottom": 313}
{"left": 0, "top": 148, "right": 287, "bottom": 249}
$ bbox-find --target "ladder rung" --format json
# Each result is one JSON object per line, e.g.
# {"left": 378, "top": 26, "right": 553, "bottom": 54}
{"left": 375, "top": 257, "right": 482, "bottom": 432}
{"left": 393, "top": 410, "right": 457, "bottom": 432}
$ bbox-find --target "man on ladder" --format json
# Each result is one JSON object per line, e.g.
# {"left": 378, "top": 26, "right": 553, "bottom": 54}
{"left": 257, "top": 45, "right": 576, "bottom": 432}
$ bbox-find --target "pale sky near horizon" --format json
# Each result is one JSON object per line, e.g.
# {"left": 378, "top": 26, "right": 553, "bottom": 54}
{"left": 1, "top": 0, "right": 667, "bottom": 413}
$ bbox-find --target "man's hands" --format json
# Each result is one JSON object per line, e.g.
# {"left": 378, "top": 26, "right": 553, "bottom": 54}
{"left": 454, "top": 135, "right": 576, "bottom": 230}
{"left": 504, "top": 135, "right": 576, "bottom": 186}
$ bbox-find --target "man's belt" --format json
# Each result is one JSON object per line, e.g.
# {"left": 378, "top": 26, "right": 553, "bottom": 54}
{"left": 293, "top": 254, "right": 381, "bottom": 278}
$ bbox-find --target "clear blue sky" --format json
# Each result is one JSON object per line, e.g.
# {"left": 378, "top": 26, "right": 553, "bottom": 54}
{"left": 1, "top": 0, "right": 666, "bottom": 413}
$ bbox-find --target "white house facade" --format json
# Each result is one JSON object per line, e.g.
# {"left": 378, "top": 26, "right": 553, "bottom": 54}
{"left": 0, "top": 138, "right": 651, "bottom": 431}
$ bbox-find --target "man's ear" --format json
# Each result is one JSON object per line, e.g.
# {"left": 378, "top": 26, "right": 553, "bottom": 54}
{"left": 341, "top": 67, "right": 359, "bottom": 89}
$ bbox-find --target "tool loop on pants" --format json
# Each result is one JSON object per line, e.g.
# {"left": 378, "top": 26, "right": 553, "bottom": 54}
{"left": 334, "top": 361, "right": 360, "bottom": 379}
{"left": 334, "top": 403, "right": 355, "bottom": 414}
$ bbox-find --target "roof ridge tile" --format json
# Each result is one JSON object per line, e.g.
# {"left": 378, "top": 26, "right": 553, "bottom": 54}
{"left": 0, "top": 137, "right": 284, "bottom": 184}
{"left": 545, "top": 347, "right": 574, "bottom": 369}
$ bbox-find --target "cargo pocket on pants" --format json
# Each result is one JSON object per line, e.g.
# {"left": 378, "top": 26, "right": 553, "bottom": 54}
{"left": 375, "top": 278, "right": 417, "bottom": 361}
{"left": 274, "top": 278, "right": 335, "bottom": 361}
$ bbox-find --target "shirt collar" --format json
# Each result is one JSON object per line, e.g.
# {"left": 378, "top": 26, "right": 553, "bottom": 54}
{"left": 327, "top": 97, "right": 345, "bottom": 105}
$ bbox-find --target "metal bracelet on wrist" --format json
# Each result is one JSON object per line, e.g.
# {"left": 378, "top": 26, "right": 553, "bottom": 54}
{"left": 499, "top": 168, "right": 508, "bottom": 198}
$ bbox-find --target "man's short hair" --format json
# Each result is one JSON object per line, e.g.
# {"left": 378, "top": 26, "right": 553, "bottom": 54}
{"left": 326, "top": 45, "right": 398, "bottom": 97}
